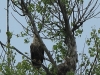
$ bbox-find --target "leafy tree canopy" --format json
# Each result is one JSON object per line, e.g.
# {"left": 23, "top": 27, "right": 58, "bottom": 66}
{"left": 0, "top": 0, "right": 100, "bottom": 75}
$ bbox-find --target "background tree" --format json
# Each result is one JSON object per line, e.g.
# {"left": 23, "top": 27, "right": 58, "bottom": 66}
{"left": 0, "top": 0, "right": 100, "bottom": 75}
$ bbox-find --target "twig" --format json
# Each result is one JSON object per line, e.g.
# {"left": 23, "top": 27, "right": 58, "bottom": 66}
{"left": 0, "top": 41, "right": 31, "bottom": 60}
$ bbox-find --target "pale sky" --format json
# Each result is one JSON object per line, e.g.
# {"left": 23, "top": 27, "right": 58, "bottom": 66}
{"left": 0, "top": 0, "right": 100, "bottom": 66}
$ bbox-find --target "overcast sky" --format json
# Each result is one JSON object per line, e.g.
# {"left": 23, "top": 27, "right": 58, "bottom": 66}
{"left": 0, "top": 1, "right": 100, "bottom": 66}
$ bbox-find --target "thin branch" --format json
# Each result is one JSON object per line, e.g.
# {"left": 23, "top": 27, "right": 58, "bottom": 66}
{"left": 7, "top": 0, "right": 11, "bottom": 67}
{"left": 0, "top": 41, "right": 31, "bottom": 60}
{"left": 7, "top": 0, "right": 10, "bottom": 44}
{"left": 11, "top": 13, "right": 32, "bottom": 37}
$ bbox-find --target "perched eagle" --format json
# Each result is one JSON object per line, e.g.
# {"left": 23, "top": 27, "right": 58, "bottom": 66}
{"left": 30, "top": 35, "right": 44, "bottom": 69}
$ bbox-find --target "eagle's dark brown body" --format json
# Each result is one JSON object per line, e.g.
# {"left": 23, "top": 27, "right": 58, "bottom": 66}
{"left": 30, "top": 35, "right": 44, "bottom": 69}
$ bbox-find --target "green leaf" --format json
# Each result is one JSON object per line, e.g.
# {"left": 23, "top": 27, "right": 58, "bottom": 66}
{"left": 53, "top": 45, "right": 57, "bottom": 50}
{"left": 98, "top": 28, "right": 100, "bottom": 34}
{"left": 6, "top": 31, "right": 12, "bottom": 39}
{"left": 24, "top": 38, "right": 30, "bottom": 43}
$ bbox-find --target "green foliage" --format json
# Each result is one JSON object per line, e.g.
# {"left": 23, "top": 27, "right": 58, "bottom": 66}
{"left": 53, "top": 41, "right": 67, "bottom": 63}
{"left": 16, "top": 60, "right": 32, "bottom": 75}
{"left": 49, "top": 64, "right": 57, "bottom": 75}
{"left": 1, "top": 0, "right": 100, "bottom": 75}
{"left": 75, "top": 28, "right": 83, "bottom": 37}
{"left": 6, "top": 31, "right": 12, "bottom": 39}
{"left": 0, "top": 49, "right": 16, "bottom": 75}
{"left": 24, "top": 38, "right": 30, "bottom": 43}
{"left": 66, "top": 71, "right": 74, "bottom": 75}
{"left": 79, "top": 27, "right": 100, "bottom": 75}
{"left": 0, "top": 51, "right": 46, "bottom": 75}
{"left": 27, "top": 3, "right": 35, "bottom": 13}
